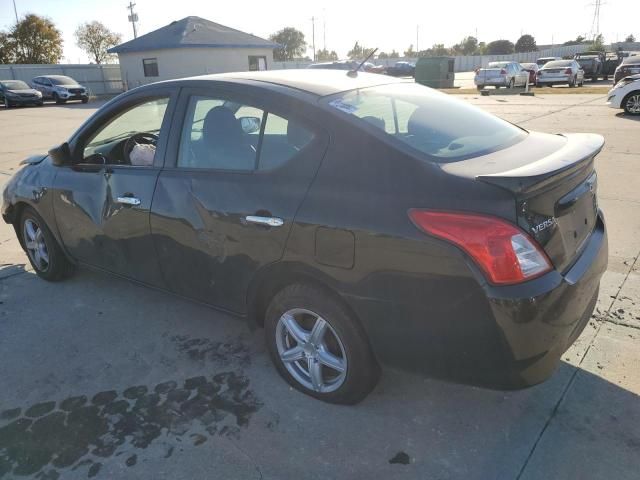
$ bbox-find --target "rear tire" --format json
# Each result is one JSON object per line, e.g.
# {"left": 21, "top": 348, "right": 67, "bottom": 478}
{"left": 569, "top": 76, "right": 576, "bottom": 88}
{"left": 265, "top": 283, "right": 380, "bottom": 404}
{"left": 476, "top": 85, "right": 484, "bottom": 91}
{"left": 19, "top": 207, "right": 75, "bottom": 281}
{"left": 507, "top": 78, "right": 515, "bottom": 89}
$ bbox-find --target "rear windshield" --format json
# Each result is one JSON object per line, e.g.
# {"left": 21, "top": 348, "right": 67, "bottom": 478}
{"left": 623, "top": 57, "right": 640, "bottom": 64}
{"left": 488, "top": 62, "right": 509, "bottom": 68}
{"left": 521, "top": 63, "right": 536, "bottom": 69}
{"left": 543, "top": 60, "right": 572, "bottom": 68}
{"left": 1, "top": 80, "right": 29, "bottom": 90}
{"left": 49, "top": 76, "right": 77, "bottom": 85}
{"left": 324, "top": 83, "right": 527, "bottom": 163}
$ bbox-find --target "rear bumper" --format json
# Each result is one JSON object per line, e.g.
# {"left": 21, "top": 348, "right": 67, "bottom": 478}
{"left": 474, "top": 76, "right": 509, "bottom": 87}
{"left": 346, "top": 212, "right": 608, "bottom": 389}
{"left": 537, "top": 74, "right": 572, "bottom": 84}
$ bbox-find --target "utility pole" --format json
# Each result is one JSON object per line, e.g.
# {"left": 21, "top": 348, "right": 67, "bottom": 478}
{"left": 12, "top": 0, "right": 19, "bottom": 24}
{"left": 311, "top": 16, "right": 316, "bottom": 61}
{"left": 323, "top": 15, "right": 326, "bottom": 51}
{"left": 416, "top": 25, "right": 419, "bottom": 53}
{"left": 127, "top": 2, "right": 139, "bottom": 39}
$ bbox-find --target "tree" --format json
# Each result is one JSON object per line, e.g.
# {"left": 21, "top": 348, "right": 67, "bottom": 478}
{"left": 486, "top": 39, "right": 514, "bottom": 55}
{"left": 347, "top": 41, "right": 372, "bottom": 60}
{"left": 591, "top": 34, "right": 605, "bottom": 52}
{"left": 0, "top": 32, "right": 16, "bottom": 63}
{"left": 269, "top": 27, "right": 307, "bottom": 61}
{"left": 419, "top": 44, "right": 450, "bottom": 57}
{"left": 452, "top": 36, "right": 478, "bottom": 56}
{"left": 477, "top": 42, "right": 487, "bottom": 55}
{"left": 404, "top": 44, "right": 416, "bottom": 57}
{"left": 75, "top": 21, "right": 121, "bottom": 64}
{"left": 625, "top": 34, "right": 636, "bottom": 43}
{"left": 316, "top": 48, "right": 338, "bottom": 61}
{"left": 10, "top": 14, "right": 63, "bottom": 64}
{"left": 515, "top": 34, "right": 537, "bottom": 52}
{"left": 563, "top": 35, "right": 586, "bottom": 46}
{"left": 378, "top": 51, "right": 389, "bottom": 59}
{"left": 389, "top": 49, "right": 400, "bottom": 58}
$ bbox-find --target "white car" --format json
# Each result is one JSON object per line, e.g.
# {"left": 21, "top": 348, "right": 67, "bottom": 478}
{"left": 536, "top": 60, "right": 584, "bottom": 87}
{"left": 474, "top": 61, "right": 529, "bottom": 90}
{"left": 607, "top": 74, "right": 640, "bottom": 115}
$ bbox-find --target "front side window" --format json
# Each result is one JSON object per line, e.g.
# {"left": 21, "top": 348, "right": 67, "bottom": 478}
{"left": 178, "top": 95, "right": 315, "bottom": 171}
{"left": 325, "top": 83, "right": 527, "bottom": 163}
{"left": 83, "top": 97, "right": 169, "bottom": 166}
{"left": 143, "top": 58, "right": 159, "bottom": 77}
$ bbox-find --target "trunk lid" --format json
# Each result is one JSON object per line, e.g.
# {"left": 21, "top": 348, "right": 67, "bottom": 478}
{"left": 442, "top": 132, "right": 604, "bottom": 273}
{"left": 479, "top": 68, "right": 506, "bottom": 79}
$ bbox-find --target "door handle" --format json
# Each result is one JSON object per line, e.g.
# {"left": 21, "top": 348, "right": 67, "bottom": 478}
{"left": 116, "top": 196, "right": 141, "bottom": 206}
{"left": 245, "top": 215, "right": 284, "bottom": 227}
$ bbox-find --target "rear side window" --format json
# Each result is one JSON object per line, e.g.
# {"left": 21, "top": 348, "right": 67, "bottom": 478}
{"left": 178, "top": 95, "right": 315, "bottom": 171}
{"left": 325, "top": 83, "right": 526, "bottom": 163}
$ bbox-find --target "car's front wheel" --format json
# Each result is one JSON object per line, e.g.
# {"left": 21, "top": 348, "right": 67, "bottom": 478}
{"left": 20, "top": 207, "right": 75, "bottom": 281}
{"left": 53, "top": 93, "right": 65, "bottom": 105}
{"left": 623, "top": 92, "right": 640, "bottom": 115}
{"left": 265, "top": 283, "right": 380, "bottom": 404}
{"left": 4, "top": 98, "right": 11, "bottom": 108}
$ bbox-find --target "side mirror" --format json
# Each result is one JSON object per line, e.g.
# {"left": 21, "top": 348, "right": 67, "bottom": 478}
{"left": 239, "top": 116, "right": 261, "bottom": 134}
{"left": 49, "top": 142, "right": 72, "bottom": 166}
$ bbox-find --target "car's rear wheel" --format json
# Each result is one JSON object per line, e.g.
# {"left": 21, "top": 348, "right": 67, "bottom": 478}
{"left": 20, "top": 207, "right": 75, "bottom": 281}
{"left": 569, "top": 76, "right": 576, "bottom": 87}
{"left": 476, "top": 85, "right": 483, "bottom": 91}
{"left": 507, "top": 78, "right": 514, "bottom": 89}
{"left": 265, "top": 283, "right": 380, "bottom": 404}
{"left": 623, "top": 92, "right": 640, "bottom": 115}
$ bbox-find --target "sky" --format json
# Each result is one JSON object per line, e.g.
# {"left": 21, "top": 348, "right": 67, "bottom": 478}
{"left": 0, "top": 0, "right": 637, "bottom": 63}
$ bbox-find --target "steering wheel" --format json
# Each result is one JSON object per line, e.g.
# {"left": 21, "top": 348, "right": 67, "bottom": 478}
{"left": 123, "top": 132, "right": 159, "bottom": 165}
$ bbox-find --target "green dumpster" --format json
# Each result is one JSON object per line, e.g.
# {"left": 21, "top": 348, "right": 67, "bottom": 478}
{"left": 415, "top": 56, "right": 455, "bottom": 88}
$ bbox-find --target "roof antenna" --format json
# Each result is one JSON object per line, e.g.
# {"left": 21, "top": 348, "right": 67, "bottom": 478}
{"left": 347, "top": 48, "right": 378, "bottom": 77}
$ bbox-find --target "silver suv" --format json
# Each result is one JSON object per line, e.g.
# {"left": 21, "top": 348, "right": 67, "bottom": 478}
{"left": 31, "top": 75, "right": 89, "bottom": 104}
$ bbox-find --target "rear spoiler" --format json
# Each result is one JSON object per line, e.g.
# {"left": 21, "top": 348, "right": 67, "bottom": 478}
{"left": 476, "top": 133, "right": 604, "bottom": 194}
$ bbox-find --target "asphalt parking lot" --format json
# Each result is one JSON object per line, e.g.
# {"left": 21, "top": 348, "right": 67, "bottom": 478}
{"left": 1, "top": 94, "right": 639, "bottom": 480}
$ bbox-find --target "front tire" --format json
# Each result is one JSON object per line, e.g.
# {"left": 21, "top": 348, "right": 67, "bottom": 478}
{"left": 20, "top": 207, "right": 75, "bottom": 281}
{"left": 265, "top": 283, "right": 380, "bottom": 404}
{"left": 53, "top": 93, "right": 65, "bottom": 105}
{"left": 623, "top": 92, "right": 640, "bottom": 115}
{"left": 4, "top": 98, "right": 12, "bottom": 108}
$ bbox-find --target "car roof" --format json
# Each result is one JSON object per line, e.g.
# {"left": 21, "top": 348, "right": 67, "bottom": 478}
{"left": 173, "top": 69, "right": 408, "bottom": 97}
{"left": 40, "top": 75, "right": 74, "bottom": 79}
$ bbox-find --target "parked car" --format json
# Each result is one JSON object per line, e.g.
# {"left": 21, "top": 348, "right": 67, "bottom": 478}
{"left": 574, "top": 51, "right": 621, "bottom": 81}
{"left": 386, "top": 61, "right": 416, "bottom": 77}
{"left": 607, "top": 74, "right": 640, "bottom": 115}
{"left": 0, "top": 80, "right": 43, "bottom": 108}
{"left": 362, "top": 62, "right": 386, "bottom": 74}
{"left": 613, "top": 56, "right": 640, "bottom": 84}
{"left": 2, "top": 70, "right": 607, "bottom": 404}
{"left": 474, "top": 61, "right": 529, "bottom": 89}
{"left": 31, "top": 75, "right": 89, "bottom": 104}
{"left": 536, "top": 57, "right": 561, "bottom": 68}
{"left": 536, "top": 60, "right": 585, "bottom": 87}
{"left": 520, "top": 63, "right": 539, "bottom": 85}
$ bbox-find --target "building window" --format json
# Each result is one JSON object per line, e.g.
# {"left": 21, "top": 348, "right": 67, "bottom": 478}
{"left": 143, "top": 58, "right": 159, "bottom": 77}
{"left": 248, "top": 56, "right": 267, "bottom": 71}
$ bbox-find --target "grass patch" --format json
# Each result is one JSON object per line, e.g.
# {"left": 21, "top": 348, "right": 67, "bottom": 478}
{"left": 442, "top": 86, "right": 609, "bottom": 95}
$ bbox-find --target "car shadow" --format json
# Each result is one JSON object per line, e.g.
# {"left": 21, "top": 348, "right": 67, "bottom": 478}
{"left": 0, "top": 267, "right": 638, "bottom": 478}
{"left": 0, "top": 262, "right": 28, "bottom": 279}
{"left": 615, "top": 112, "right": 640, "bottom": 121}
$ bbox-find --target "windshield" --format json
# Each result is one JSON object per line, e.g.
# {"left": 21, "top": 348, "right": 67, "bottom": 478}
{"left": 1, "top": 80, "right": 29, "bottom": 90}
{"left": 544, "top": 60, "right": 572, "bottom": 68}
{"left": 324, "top": 83, "right": 527, "bottom": 163}
{"left": 49, "top": 76, "right": 78, "bottom": 85}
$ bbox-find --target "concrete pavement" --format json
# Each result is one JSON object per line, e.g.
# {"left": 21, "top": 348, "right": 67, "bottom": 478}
{"left": 1, "top": 95, "right": 639, "bottom": 479}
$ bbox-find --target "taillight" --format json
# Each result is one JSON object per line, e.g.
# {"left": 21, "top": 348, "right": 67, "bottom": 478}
{"left": 408, "top": 210, "right": 552, "bottom": 285}
{"left": 500, "top": 69, "right": 507, "bottom": 74}
{"left": 564, "top": 68, "right": 572, "bottom": 74}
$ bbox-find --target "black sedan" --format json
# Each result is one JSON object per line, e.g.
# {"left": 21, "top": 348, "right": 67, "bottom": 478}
{"left": 613, "top": 55, "right": 640, "bottom": 84}
{"left": 0, "top": 80, "right": 44, "bottom": 107}
{"left": 2, "top": 70, "right": 607, "bottom": 404}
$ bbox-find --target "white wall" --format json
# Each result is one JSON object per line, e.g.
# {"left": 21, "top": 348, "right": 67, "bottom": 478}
{"left": 0, "top": 64, "right": 122, "bottom": 95}
{"left": 117, "top": 47, "right": 275, "bottom": 89}
{"left": 271, "top": 44, "right": 599, "bottom": 73}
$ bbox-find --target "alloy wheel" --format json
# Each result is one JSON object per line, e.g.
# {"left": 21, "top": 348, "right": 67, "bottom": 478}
{"left": 625, "top": 94, "right": 640, "bottom": 114}
{"left": 23, "top": 218, "right": 50, "bottom": 272}
{"left": 275, "top": 308, "right": 347, "bottom": 393}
